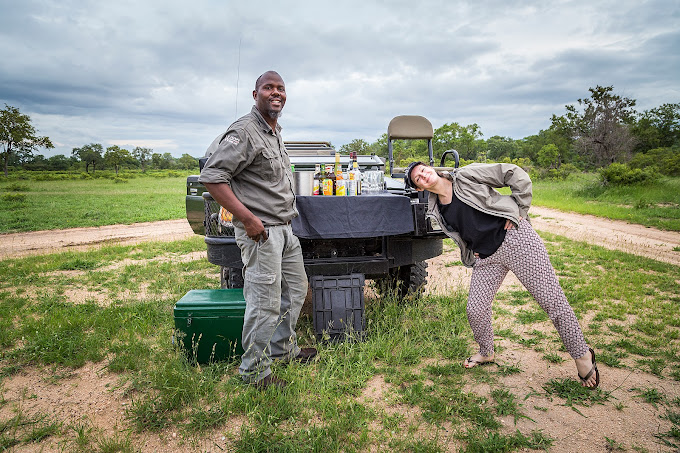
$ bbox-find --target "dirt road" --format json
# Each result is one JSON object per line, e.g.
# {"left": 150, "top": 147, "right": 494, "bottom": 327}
{"left": 529, "top": 205, "right": 680, "bottom": 266}
{"left": 0, "top": 219, "right": 195, "bottom": 259}
{"left": 1, "top": 207, "right": 678, "bottom": 265}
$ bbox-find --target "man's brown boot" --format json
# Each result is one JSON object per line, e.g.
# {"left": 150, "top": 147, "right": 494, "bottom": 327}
{"left": 253, "top": 374, "right": 287, "bottom": 390}
{"left": 293, "top": 347, "right": 318, "bottom": 364}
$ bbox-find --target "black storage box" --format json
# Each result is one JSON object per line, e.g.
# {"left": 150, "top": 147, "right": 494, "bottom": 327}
{"left": 311, "top": 274, "right": 365, "bottom": 340}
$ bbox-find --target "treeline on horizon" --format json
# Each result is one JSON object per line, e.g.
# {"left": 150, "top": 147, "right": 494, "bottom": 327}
{"left": 7, "top": 145, "right": 198, "bottom": 174}
{"left": 2, "top": 85, "right": 679, "bottom": 183}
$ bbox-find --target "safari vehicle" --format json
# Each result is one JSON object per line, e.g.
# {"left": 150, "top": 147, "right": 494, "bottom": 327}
{"left": 185, "top": 116, "right": 459, "bottom": 330}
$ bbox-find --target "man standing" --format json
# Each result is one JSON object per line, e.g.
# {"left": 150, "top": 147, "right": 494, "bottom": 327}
{"left": 199, "top": 71, "right": 316, "bottom": 389}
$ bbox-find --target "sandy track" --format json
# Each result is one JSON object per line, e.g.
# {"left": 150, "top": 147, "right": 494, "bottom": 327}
{"left": 0, "top": 219, "right": 195, "bottom": 259}
{"left": 0, "top": 208, "right": 679, "bottom": 265}
{"left": 529, "top": 205, "right": 680, "bottom": 266}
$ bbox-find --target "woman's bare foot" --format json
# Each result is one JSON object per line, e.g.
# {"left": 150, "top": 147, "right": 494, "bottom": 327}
{"left": 575, "top": 348, "right": 599, "bottom": 388}
{"left": 463, "top": 353, "right": 495, "bottom": 368}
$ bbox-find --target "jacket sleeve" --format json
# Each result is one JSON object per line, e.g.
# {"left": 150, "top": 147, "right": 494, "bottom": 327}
{"left": 467, "top": 163, "right": 533, "bottom": 219}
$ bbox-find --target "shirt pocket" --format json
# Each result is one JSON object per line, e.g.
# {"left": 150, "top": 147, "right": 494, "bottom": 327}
{"left": 260, "top": 147, "right": 284, "bottom": 183}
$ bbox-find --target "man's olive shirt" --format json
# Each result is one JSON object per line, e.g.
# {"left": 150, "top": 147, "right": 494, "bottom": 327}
{"left": 199, "top": 106, "right": 297, "bottom": 226}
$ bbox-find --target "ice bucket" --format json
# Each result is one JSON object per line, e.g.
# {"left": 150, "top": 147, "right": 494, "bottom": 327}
{"left": 293, "top": 171, "right": 315, "bottom": 196}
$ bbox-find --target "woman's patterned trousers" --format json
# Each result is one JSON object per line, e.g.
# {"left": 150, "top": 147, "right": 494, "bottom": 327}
{"left": 467, "top": 219, "right": 589, "bottom": 359}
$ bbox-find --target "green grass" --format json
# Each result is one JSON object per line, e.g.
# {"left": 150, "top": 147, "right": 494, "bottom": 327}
{"left": 0, "top": 171, "right": 194, "bottom": 233}
{"left": 0, "top": 411, "right": 61, "bottom": 450}
{"left": 2, "top": 171, "right": 679, "bottom": 235}
{"left": 531, "top": 173, "right": 680, "bottom": 231}
{"left": 1, "top": 231, "right": 680, "bottom": 451}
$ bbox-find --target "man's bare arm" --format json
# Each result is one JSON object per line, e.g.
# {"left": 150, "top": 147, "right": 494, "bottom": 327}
{"left": 204, "top": 182, "right": 267, "bottom": 242}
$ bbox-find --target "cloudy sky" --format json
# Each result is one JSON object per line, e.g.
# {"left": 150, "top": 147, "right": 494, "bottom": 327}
{"left": 1, "top": 0, "right": 678, "bottom": 158}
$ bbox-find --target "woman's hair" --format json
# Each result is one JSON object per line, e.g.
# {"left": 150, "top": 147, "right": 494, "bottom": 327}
{"left": 404, "top": 161, "right": 424, "bottom": 189}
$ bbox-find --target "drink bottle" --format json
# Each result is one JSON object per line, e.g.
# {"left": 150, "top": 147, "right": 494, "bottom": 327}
{"left": 336, "top": 164, "right": 346, "bottom": 196}
{"left": 352, "top": 160, "right": 362, "bottom": 195}
{"left": 313, "top": 163, "right": 321, "bottom": 195}
{"left": 348, "top": 166, "right": 357, "bottom": 196}
{"left": 323, "top": 164, "right": 335, "bottom": 196}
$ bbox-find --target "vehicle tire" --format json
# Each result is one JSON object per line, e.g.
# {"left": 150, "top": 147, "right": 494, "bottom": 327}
{"left": 220, "top": 266, "right": 244, "bottom": 289}
{"left": 377, "top": 261, "right": 428, "bottom": 299}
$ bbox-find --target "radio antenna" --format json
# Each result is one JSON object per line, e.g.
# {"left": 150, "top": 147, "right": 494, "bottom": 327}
{"left": 235, "top": 37, "right": 242, "bottom": 120}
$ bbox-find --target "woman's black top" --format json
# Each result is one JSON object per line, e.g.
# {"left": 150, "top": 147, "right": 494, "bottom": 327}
{"left": 438, "top": 191, "right": 507, "bottom": 259}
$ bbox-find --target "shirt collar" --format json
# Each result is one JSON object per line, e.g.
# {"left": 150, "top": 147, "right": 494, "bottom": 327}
{"left": 251, "top": 106, "right": 282, "bottom": 135}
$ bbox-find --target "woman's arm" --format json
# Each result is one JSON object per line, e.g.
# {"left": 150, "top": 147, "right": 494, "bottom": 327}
{"left": 465, "top": 163, "right": 533, "bottom": 218}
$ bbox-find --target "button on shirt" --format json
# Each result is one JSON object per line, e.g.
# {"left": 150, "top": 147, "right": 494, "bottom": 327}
{"left": 198, "top": 106, "right": 297, "bottom": 226}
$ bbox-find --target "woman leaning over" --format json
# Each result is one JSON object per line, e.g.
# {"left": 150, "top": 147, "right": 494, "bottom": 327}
{"left": 404, "top": 161, "right": 599, "bottom": 388}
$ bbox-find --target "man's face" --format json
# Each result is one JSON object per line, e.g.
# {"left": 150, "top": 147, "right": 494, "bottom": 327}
{"left": 253, "top": 73, "right": 286, "bottom": 120}
{"left": 410, "top": 164, "right": 438, "bottom": 191}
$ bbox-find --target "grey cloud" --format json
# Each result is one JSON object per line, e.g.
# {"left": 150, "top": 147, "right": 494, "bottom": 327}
{"left": 1, "top": 0, "right": 677, "bottom": 157}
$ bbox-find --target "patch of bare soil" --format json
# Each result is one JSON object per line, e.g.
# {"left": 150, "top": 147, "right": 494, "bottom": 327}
{"left": 0, "top": 363, "right": 230, "bottom": 453}
{"left": 0, "top": 219, "right": 195, "bottom": 259}
{"left": 1, "top": 212, "right": 679, "bottom": 451}
{"left": 354, "top": 354, "right": 680, "bottom": 453}
{"left": 530, "top": 206, "right": 680, "bottom": 266}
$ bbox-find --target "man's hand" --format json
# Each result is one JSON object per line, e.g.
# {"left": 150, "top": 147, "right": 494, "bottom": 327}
{"left": 243, "top": 217, "right": 268, "bottom": 242}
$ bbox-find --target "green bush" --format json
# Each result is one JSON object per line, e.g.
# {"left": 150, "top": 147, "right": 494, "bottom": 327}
{"left": 599, "top": 162, "right": 660, "bottom": 186}
{"left": 2, "top": 171, "right": 84, "bottom": 182}
{"left": 31, "top": 173, "right": 70, "bottom": 181}
{"left": 3, "top": 182, "right": 30, "bottom": 192}
{"left": 1, "top": 192, "right": 27, "bottom": 202}
{"left": 630, "top": 147, "right": 680, "bottom": 176}
{"left": 530, "top": 163, "right": 579, "bottom": 181}
{"left": 552, "top": 163, "right": 579, "bottom": 179}
{"left": 118, "top": 171, "right": 138, "bottom": 179}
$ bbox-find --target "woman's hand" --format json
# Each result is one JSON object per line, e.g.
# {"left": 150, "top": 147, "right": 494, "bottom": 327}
{"left": 504, "top": 217, "right": 524, "bottom": 230}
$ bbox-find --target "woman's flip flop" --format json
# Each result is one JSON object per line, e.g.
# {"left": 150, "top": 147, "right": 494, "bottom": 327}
{"left": 578, "top": 347, "right": 600, "bottom": 389}
{"left": 463, "top": 356, "right": 495, "bottom": 369}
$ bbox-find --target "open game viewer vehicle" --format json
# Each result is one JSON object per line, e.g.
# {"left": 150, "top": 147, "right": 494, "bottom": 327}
{"left": 185, "top": 115, "right": 460, "bottom": 337}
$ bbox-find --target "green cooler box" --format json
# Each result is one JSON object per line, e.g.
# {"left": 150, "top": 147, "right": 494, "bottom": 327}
{"left": 173, "top": 289, "right": 246, "bottom": 364}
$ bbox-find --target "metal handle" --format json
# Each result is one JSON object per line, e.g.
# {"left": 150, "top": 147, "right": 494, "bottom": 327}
{"left": 440, "top": 150, "right": 459, "bottom": 168}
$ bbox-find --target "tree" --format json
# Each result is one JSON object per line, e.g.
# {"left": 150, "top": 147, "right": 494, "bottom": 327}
{"left": 177, "top": 153, "right": 198, "bottom": 170}
{"left": 0, "top": 104, "right": 54, "bottom": 176}
{"left": 47, "top": 154, "right": 76, "bottom": 171}
{"left": 368, "top": 133, "right": 389, "bottom": 161}
{"left": 537, "top": 144, "right": 560, "bottom": 169}
{"left": 151, "top": 152, "right": 175, "bottom": 169}
{"left": 553, "top": 85, "right": 637, "bottom": 167}
{"left": 104, "top": 145, "right": 132, "bottom": 175}
{"left": 486, "top": 136, "right": 519, "bottom": 160}
{"left": 72, "top": 143, "right": 104, "bottom": 173}
{"left": 339, "top": 139, "right": 371, "bottom": 155}
{"left": 631, "top": 103, "right": 680, "bottom": 152}
{"left": 23, "top": 154, "right": 48, "bottom": 171}
{"left": 433, "top": 122, "right": 484, "bottom": 160}
{"left": 133, "top": 146, "right": 152, "bottom": 172}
